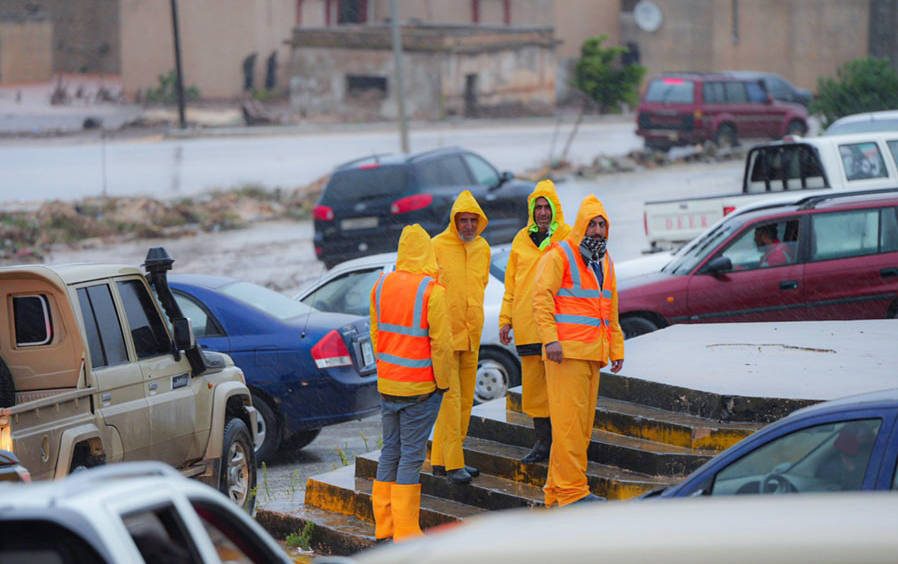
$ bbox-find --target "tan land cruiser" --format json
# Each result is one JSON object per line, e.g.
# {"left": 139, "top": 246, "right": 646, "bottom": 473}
{"left": 0, "top": 248, "right": 258, "bottom": 511}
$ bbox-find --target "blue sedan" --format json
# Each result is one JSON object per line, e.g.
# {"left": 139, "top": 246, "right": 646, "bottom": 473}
{"left": 169, "top": 274, "right": 380, "bottom": 463}
{"left": 651, "top": 388, "right": 898, "bottom": 497}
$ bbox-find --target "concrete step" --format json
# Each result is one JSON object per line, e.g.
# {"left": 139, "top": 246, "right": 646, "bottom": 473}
{"left": 303, "top": 463, "right": 486, "bottom": 530}
{"left": 255, "top": 504, "right": 375, "bottom": 556}
{"left": 506, "top": 387, "right": 761, "bottom": 451}
{"left": 356, "top": 450, "right": 546, "bottom": 510}
{"left": 469, "top": 399, "right": 714, "bottom": 477}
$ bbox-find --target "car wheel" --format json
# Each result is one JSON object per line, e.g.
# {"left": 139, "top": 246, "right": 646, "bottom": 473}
{"left": 475, "top": 348, "right": 520, "bottom": 404}
{"left": 715, "top": 124, "right": 738, "bottom": 148}
{"left": 284, "top": 428, "right": 322, "bottom": 451}
{"left": 786, "top": 119, "right": 807, "bottom": 137}
{"left": 0, "top": 357, "right": 15, "bottom": 408}
{"left": 251, "top": 394, "right": 281, "bottom": 464}
{"left": 220, "top": 418, "right": 256, "bottom": 513}
{"left": 620, "top": 316, "right": 659, "bottom": 340}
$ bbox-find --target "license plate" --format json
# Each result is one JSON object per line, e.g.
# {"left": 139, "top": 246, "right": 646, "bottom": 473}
{"left": 361, "top": 339, "right": 375, "bottom": 367}
{"left": 341, "top": 217, "right": 378, "bottom": 230}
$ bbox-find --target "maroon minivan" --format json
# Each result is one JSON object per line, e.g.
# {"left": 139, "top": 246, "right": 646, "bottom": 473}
{"left": 636, "top": 72, "right": 809, "bottom": 151}
{"left": 618, "top": 190, "right": 898, "bottom": 338}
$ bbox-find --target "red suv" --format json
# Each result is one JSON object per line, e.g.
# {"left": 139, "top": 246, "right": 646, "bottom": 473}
{"left": 636, "top": 72, "right": 809, "bottom": 151}
{"left": 619, "top": 190, "right": 898, "bottom": 338}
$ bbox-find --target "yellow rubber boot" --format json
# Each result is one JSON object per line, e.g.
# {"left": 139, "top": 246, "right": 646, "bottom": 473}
{"left": 391, "top": 483, "right": 424, "bottom": 541}
{"left": 371, "top": 480, "right": 394, "bottom": 541}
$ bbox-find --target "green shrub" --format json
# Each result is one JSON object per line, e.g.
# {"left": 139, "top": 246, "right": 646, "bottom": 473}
{"left": 574, "top": 35, "right": 646, "bottom": 113}
{"left": 811, "top": 57, "right": 898, "bottom": 128}
{"left": 144, "top": 71, "right": 201, "bottom": 105}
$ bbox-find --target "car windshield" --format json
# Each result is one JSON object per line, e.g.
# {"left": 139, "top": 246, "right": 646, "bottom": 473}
{"left": 320, "top": 165, "right": 409, "bottom": 204}
{"left": 663, "top": 221, "right": 739, "bottom": 275}
{"left": 644, "top": 78, "right": 694, "bottom": 104}
{"left": 220, "top": 281, "right": 314, "bottom": 320}
{"left": 824, "top": 118, "right": 898, "bottom": 136}
{"left": 490, "top": 247, "right": 511, "bottom": 280}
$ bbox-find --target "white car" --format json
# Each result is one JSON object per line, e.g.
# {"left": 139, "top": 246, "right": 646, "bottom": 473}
{"left": 823, "top": 110, "right": 898, "bottom": 136}
{"left": 339, "top": 493, "right": 898, "bottom": 563}
{"left": 295, "top": 247, "right": 520, "bottom": 404}
{"left": 0, "top": 462, "right": 291, "bottom": 563}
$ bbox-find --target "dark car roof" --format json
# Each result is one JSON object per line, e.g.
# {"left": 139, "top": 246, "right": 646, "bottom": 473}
{"left": 732, "top": 189, "right": 898, "bottom": 225}
{"left": 649, "top": 71, "right": 750, "bottom": 82}
{"left": 788, "top": 388, "right": 898, "bottom": 419}
{"left": 333, "top": 146, "right": 467, "bottom": 172}
{"left": 168, "top": 273, "right": 237, "bottom": 290}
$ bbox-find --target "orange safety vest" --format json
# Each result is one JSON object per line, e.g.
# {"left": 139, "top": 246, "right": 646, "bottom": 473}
{"left": 373, "top": 271, "right": 436, "bottom": 385}
{"left": 553, "top": 240, "right": 614, "bottom": 344}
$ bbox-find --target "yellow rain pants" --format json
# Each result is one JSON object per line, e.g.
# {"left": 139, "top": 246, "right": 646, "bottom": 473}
{"left": 430, "top": 350, "right": 478, "bottom": 470}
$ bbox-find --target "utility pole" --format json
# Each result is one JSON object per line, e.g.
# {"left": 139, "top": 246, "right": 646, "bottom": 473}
{"left": 390, "top": 0, "right": 409, "bottom": 153}
{"left": 170, "top": 0, "right": 187, "bottom": 129}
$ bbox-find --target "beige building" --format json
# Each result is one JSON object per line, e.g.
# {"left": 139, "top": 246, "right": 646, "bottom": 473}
{"left": 0, "top": 14, "right": 53, "bottom": 83}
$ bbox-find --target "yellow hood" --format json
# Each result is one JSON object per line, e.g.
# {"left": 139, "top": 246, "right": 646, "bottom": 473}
{"left": 571, "top": 194, "right": 611, "bottom": 244}
{"left": 527, "top": 179, "right": 566, "bottom": 231}
{"left": 396, "top": 224, "right": 438, "bottom": 276}
{"left": 444, "top": 190, "right": 488, "bottom": 239}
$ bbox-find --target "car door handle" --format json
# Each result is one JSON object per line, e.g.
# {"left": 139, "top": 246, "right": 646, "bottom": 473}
{"left": 880, "top": 267, "right": 898, "bottom": 278}
{"left": 780, "top": 280, "right": 799, "bottom": 290}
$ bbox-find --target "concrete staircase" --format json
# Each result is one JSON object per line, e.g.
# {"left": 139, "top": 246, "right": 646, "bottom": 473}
{"left": 258, "top": 372, "right": 801, "bottom": 555}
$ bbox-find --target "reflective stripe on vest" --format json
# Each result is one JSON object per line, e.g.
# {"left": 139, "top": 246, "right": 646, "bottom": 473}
{"left": 554, "top": 241, "right": 612, "bottom": 331}
{"left": 374, "top": 274, "right": 434, "bottom": 370}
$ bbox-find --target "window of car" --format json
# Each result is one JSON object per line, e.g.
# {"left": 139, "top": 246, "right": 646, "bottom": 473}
{"left": 765, "top": 76, "right": 791, "bottom": 100}
{"left": 12, "top": 294, "right": 53, "bottom": 346}
{"left": 723, "top": 81, "right": 748, "bottom": 104}
{"left": 463, "top": 154, "right": 500, "bottom": 188}
{"left": 117, "top": 280, "right": 171, "bottom": 359}
{"left": 709, "top": 418, "right": 881, "bottom": 495}
{"left": 714, "top": 219, "right": 800, "bottom": 271}
{"left": 0, "top": 520, "right": 106, "bottom": 564}
{"left": 191, "top": 499, "right": 277, "bottom": 564}
{"left": 644, "top": 78, "right": 694, "bottom": 104}
{"left": 77, "top": 284, "right": 129, "bottom": 369}
{"left": 745, "top": 81, "right": 767, "bottom": 103}
{"left": 746, "top": 145, "right": 826, "bottom": 192}
{"left": 702, "top": 82, "right": 725, "bottom": 104}
{"left": 220, "top": 281, "right": 313, "bottom": 321}
{"left": 839, "top": 142, "right": 888, "bottom": 181}
{"left": 320, "top": 165, "right": 409, "bottom": 204}
{"left": 881, "top": 207, "right": 898, "bottom": 253}
{"left": 490, "top": 247, "right": 511, "bottom": 280}
{"left": 664, "top": 221, "right": 740, "bottom": 275}
{"left": 122, "top": 504, "right": 199, "bottom": 563}
{"left": 887, "top": 140, "right": 898, "bottom": 169}
{"left": 811, "top": 209, "right": 883, "bottom": 261}
{"left": 173, "top": 292, "right": 225, "bottom": 338}
{"left": 414, "top": 155, "right": 471, "bottom": 189}
{"left": 301, "top": 267, "right": 384, "bottom": 317}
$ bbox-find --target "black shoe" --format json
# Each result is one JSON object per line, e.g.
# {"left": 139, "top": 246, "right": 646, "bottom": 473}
{"left": 464, "top": 465, "right": 480, "bottom": 478}
{"left": 521, "top": 417, "right": 552, "bottom": 464}
{"left": 521, "top": 440, "right": 550, "bottom": 464}
{"left": 375, "top": 537, "right": 393, "bottom": 545}
{"left": 573, "top": 493, "right": 607, "bottom": 504}
{"left": 447, "top": 468, "right": 472, "bottom": 485}
{"left": 431, "top": 465, "right": 446, "bottom": 476}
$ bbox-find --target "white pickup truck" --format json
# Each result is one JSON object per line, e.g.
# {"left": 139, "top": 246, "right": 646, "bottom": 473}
{"left": 643, "top": 132, "right": 898, "bottom": 251}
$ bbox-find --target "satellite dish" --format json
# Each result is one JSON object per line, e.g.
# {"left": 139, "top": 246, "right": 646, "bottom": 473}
{"left": 634, "top": 0, "right": 663, "bottom": 32}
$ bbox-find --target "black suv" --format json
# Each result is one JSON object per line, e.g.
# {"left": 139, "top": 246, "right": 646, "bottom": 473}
{"left": 313, "top": 147, "right": 533, "bottom": 268}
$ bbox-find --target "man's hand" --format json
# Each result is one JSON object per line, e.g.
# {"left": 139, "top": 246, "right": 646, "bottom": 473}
{"left": 499, "top": 324, "right": 512, "bottom": 345}
{"left": 545, "top": 341, "right": 563, "bottom": 364}
{"left": 610, "top": 359, "right": 623, "bottom": 373}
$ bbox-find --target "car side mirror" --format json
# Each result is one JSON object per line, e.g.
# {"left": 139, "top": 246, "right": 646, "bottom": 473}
{"left": 173, "top": 317, "right": 196, "bottom": 351}
{"left": 491, "top": 171, "right": 514, "bottom": 190}
{"left": 704, "top": 256, "right": 732, "bottom": 276}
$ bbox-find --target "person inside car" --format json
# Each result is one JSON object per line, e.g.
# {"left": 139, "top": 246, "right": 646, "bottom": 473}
{"left": 754, "top": 223, "right": 793, "bottom": 267}
{"left": 816, "top": 421, "right": 878, "bottom": 491}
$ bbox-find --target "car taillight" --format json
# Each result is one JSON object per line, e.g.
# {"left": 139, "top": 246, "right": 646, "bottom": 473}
{"left": 391, "top": 194, "right": 433, "bottom": 214}
{"left": 310, "top": 330, "right": 352, "bottom": 369}
{"left": 693, "top": 109, "right": 703, "bottom": 121}
{"left": 723, "top": 206, "right": 736, "bottom": 216}
{"left": 313, "top": 205, "right": 335, "bottom": 221}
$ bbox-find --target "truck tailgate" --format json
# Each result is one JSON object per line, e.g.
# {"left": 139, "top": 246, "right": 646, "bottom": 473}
{"left": 644, "top": 196, "right": 729, "bottom": 250}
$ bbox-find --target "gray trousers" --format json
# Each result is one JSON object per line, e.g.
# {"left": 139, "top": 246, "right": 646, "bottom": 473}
{"left": 376, "top": 391, "right": 443, "bottom": 485}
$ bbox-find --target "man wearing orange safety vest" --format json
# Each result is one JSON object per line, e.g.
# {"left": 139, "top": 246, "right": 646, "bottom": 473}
{"left": 430, "top": 190, "right": 490, "bottom": 485}
{"left": 369, "top": 224, "right": 453, "bottom": 542}
{"left": 533, "top": 194, "right": 624, "bottom": 506}
{"left": 499, "top": 179, "right": 571, "bottom": 463}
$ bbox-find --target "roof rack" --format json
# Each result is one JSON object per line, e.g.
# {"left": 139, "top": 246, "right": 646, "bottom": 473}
{"left": 796, "top": 187, "right": 898, "bottom": 210}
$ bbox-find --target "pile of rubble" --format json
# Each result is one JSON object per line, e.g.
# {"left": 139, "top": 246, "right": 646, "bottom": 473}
{"left": 0, "top": 177, "right": 327, "bottom": 264}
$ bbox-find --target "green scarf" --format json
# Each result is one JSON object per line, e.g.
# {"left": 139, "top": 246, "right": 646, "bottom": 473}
{"left": 528, "top": 197, "right": 558, "bottom": 250}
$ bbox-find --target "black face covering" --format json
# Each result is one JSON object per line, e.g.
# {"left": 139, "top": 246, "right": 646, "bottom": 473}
{"left": 579, "top": 235, "right": 607, "bottom": 263}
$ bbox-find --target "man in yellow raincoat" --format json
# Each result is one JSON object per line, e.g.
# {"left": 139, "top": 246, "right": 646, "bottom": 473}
{"left": 499, "top": 179, "right": 571, "bottom": 463}
{"left": 430, "top": 190, "right": 490, "bottom": 485}
{"left": 369, "top": 224, "right": 453, "bottom": 542}
{"left": 533, "top": 194, "right": 624, "bottom": 506}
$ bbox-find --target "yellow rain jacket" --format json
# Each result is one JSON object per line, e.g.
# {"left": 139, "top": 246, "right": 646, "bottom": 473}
{"left": 432, "top": 191, "right": 490, "bottom": 351}
{"left": 499, "top": 180, "right": 571, "bottom": 346}
{"left": 533, "top": 195, "right": 624, "bottom": 364}
{"left": 370, "top": 224, "right": 452, "bottom": 396}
